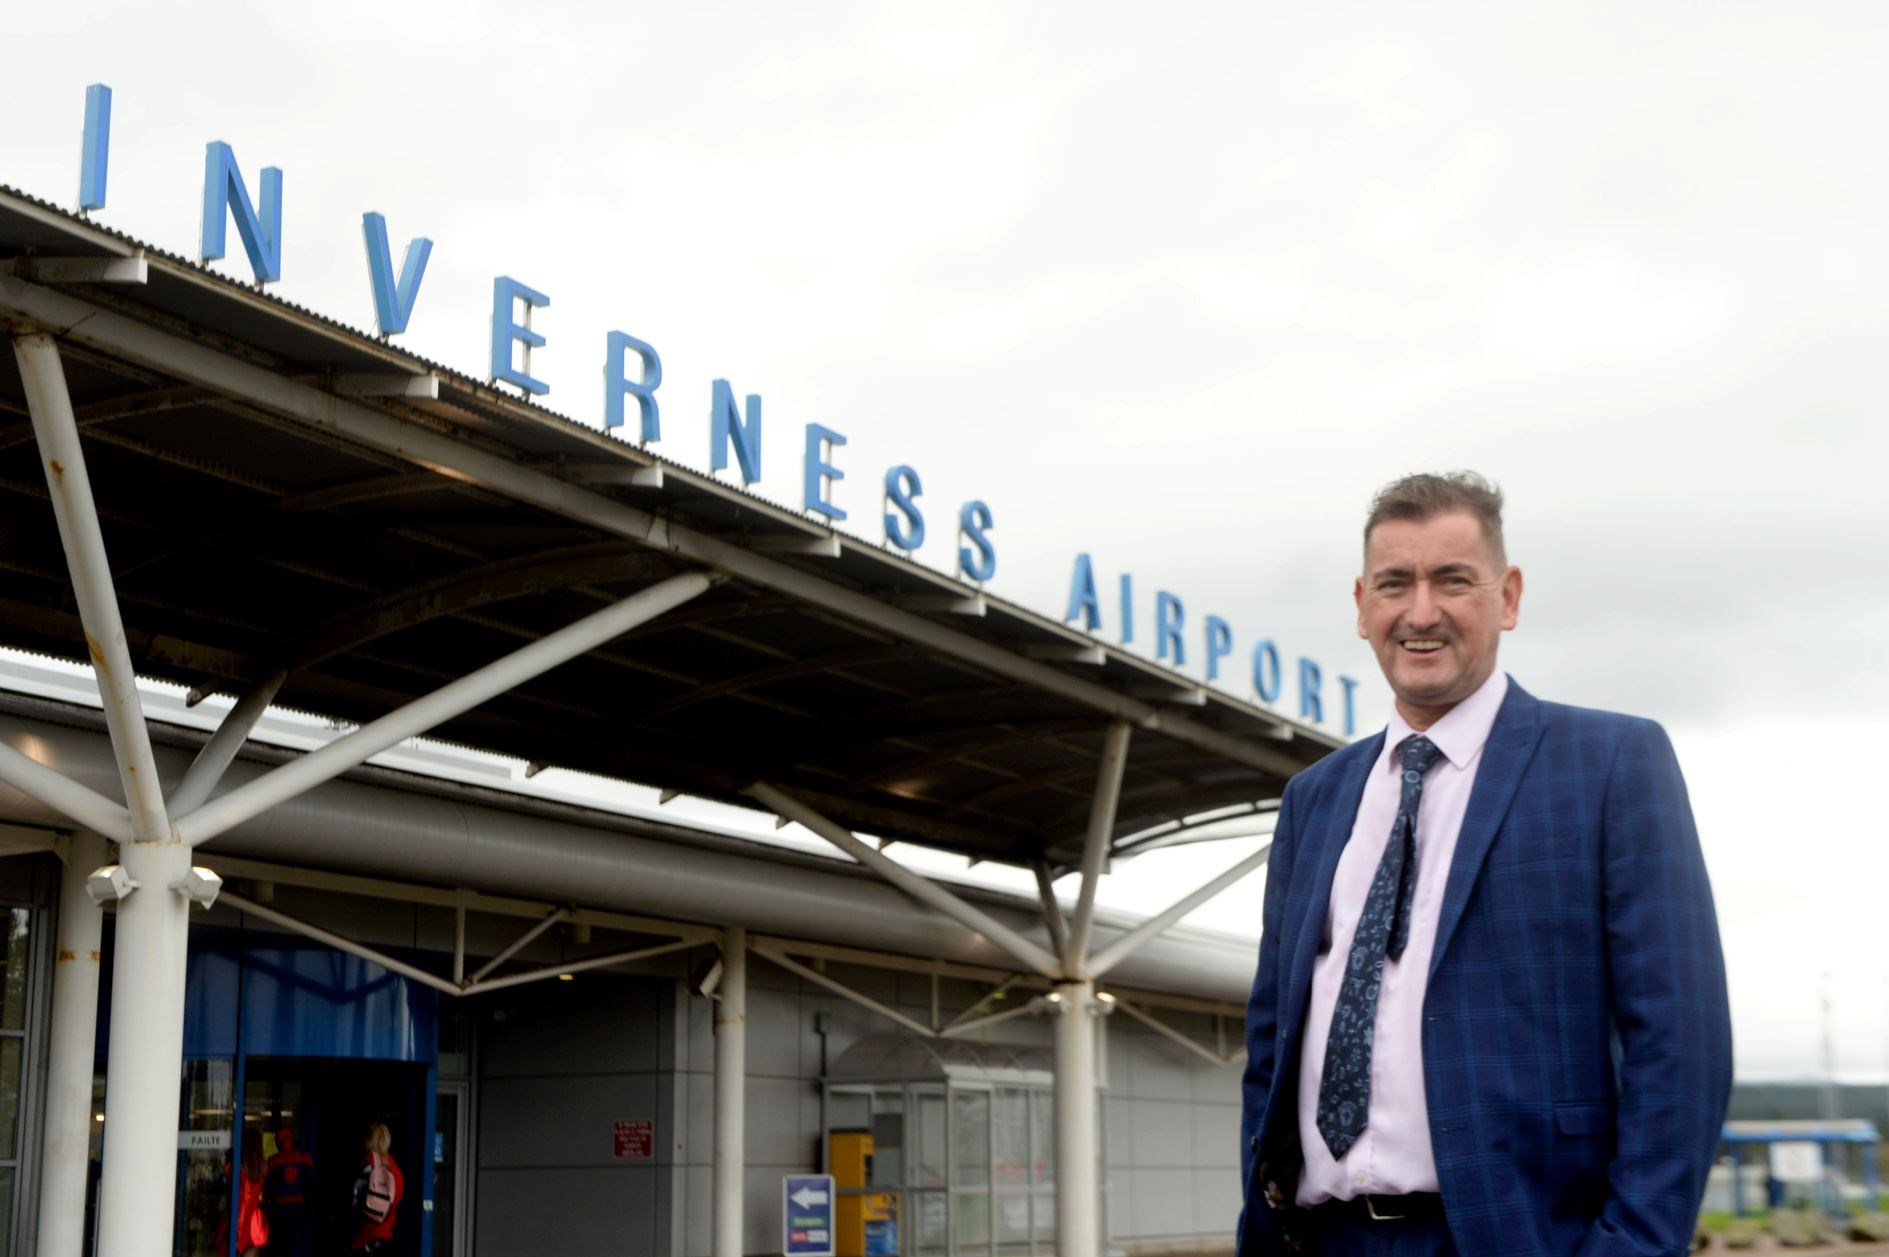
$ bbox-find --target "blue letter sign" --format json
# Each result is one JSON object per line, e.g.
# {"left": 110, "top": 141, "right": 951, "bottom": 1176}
{"left": 710, "top": 380, "right": 762, "bottom": 483}
{"left": 1338, "top": 674, "right": 1360, "bottom": 737}
{"left": 883, "top": 465, "right": 925, "bottom": 550}
{"left": 201, "top": 141, "right": 283, "bottom": 283}
{"left": 803, "top": 424, "right": 848, "bottom": 520}
{"left": 80, "top": 84, "right": 112, "bottom": 212}
{"left": 1155, "top": 591, "right": 1185, "bottom": 665}
{"left": 1204, "top": 614, "right": 1233, "bottom": 682}
{"left": 1299, "top": 657, "right": 1324, "bottom": 723}
{"left": 957, "top": 500, "right": 996, "bottom": 582}
{"left": 1065, "top": 553, "right": 1100, "bottom": 630}
{"left": 1252, "top": 640, "right": 1281, "bottom": 703}
{"left": 605, "top": 331, "right": 662, "bottom": 440}
{"left": 489, "top": 276, "right": 550, "bottom": 395}
{"left": 784, "top": 1174, "right": 835, "bottom": 1257}
{"left": 361, "top": 212, "right": 432, "bottom": 337}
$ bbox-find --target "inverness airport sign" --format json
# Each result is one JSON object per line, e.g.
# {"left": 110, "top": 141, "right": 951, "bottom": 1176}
{"left": 62, "top": 84, "right": 1359, "bottom": 736}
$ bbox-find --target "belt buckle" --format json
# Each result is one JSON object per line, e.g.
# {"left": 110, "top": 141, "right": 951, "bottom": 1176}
{"left": 1364, "top": 1195, "right": 1406, "bottom": 1222}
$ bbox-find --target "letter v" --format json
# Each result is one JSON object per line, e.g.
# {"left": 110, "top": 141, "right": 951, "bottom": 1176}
{"left": 362, "top": 212, "right": 433, "bottom": 337}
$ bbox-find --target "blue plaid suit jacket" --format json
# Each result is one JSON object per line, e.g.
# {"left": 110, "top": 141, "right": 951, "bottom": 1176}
{"left": 1238, "top": 678, "right": 1732, "bottom": 1256}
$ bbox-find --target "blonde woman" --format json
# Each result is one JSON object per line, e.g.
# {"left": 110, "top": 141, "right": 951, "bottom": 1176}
{"left": 349, "top": 1122, "right": 404, "bottom": 1254}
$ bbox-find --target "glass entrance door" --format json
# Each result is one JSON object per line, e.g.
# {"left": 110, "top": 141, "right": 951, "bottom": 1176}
{"left": 432, "top": 1082, "right": 469, "bottom": 1257}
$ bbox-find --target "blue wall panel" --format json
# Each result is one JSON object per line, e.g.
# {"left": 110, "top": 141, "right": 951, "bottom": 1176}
{"left": 239, "top": 948, "right": 436, "bottom": 1061}
{"left": 180, "top": 946, "right": 241, "bottom": 1057}
{"left": 102, "top": 935, "right": 439, "bottom": 1065}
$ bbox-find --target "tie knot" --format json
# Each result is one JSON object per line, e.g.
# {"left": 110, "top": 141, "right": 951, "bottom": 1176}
{"left": 1398, "top": 734, "right": 1442, "bottom": 774}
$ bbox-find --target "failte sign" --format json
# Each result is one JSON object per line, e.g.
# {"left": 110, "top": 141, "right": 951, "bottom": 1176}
{"left": 63, "top": 83, "right": 1358, "bottom": 736}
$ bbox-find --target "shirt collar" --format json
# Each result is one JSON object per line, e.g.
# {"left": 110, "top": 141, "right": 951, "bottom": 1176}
{"left": 1381, "top": 670, "right": 1510, "bottom": 772}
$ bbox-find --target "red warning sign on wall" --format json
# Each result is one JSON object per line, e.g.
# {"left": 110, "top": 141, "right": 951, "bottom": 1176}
{"left": 614, "top": 1118, "right": 654, "bottom": 1160}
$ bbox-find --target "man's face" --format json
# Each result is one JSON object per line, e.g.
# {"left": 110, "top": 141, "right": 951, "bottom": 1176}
{"left": 1355, "top": 510, "right": 1522, "bottom": 728}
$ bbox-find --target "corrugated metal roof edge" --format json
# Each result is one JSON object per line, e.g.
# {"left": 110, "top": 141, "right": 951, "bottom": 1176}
{"left": 0, "top": 184, "right": 1343, "bottom": 751}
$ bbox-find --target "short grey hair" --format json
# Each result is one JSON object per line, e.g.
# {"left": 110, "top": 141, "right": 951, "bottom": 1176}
{"left": 1364, "top": 471, "right": 1506, "bottom": 563}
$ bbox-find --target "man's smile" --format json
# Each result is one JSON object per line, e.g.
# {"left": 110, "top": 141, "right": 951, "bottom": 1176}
{"left": 1400, "top": 638, "right": 1447, "bottom": 653}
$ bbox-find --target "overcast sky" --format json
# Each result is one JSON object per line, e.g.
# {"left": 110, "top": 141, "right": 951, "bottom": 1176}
{"left": 5, "top": 2, "right": 1887, "bottom": 1079}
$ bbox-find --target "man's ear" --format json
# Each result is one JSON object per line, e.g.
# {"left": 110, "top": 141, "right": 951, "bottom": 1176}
{"left": 1500, "top": 566, "right": 1523, "bottom": 631}
{"left": 1354, "top": 576, "right": 1367, "bottom": 638}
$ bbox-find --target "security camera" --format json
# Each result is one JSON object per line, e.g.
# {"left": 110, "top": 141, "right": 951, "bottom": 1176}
{"left": 85, "top": 864, "right": 139, "bottom": 906}
{"left": 169, "top": 866, "right": 223, "bottom": 909}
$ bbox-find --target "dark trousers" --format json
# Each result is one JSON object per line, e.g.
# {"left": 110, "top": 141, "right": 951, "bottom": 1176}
{"left": 1305, "top": 1210, "right": 1458, "bottom": 1256}
{"left": 265, "top": 1209, "right": 314, "bottom": 1257}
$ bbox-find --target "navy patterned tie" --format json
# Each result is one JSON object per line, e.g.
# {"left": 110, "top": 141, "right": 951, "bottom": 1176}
{"left": 1315, "top": 733, "right": 1444, "bottom": 1160}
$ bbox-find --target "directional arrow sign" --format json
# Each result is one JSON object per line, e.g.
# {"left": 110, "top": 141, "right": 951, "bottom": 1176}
{"left": 783, "top": 1174, "right": 836, "bottom": 1257}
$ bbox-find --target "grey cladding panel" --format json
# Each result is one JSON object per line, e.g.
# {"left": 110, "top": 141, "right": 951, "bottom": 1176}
{"left": 1191, "top": 1167, "right": 1242, "bottom": 1240}
{"left": 744, "top": 986, "right": 803, "bottom": 1077}
{"left": 1125, "top": 1167, "right": 1198, "bottom": 1239}
{"left": 480, "top": 1073, "right": 661, "bottom": 1167}
{"left": 745, "top": 1075, "right": 813, "bottom": 1165}
{"left": 1123, "top": 1097, "right": 1193, "bottom": 1168}
{"left": 479, "top": 978, "right": 663, "bottom": 1077}
{"left": 477, "top": 1165, "right": 660, "bottom": 1257}
{"left": 685, "top": 1071, "right": 714, "bottom": 1167}
{"left": 1190, "top": 1102, "right": 1240, "bottom": 1169}
{"left": 1120, "top": 1029, "right": 1197, "bottom": 1102}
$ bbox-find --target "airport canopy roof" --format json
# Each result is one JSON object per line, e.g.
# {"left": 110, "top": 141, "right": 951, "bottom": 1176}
{"left": 0, "top": 186, "right": 1340, "bottom": 869}
{"left": 826, "top": 1033, "right": 1053, "bottom": 1087}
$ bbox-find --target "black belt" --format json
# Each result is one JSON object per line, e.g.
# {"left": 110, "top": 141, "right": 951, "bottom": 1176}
{"left": 1311, "top": 1192, "right": 1444, "bottom": 1222}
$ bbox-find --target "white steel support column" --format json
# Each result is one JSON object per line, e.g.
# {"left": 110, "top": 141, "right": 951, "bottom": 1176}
{"left": 36, "top": 829, "right": 109, "bottom": 1257}
{"left": 14, "top": 332, "right": 186, "bottom": 1257}
{"left": 1065, "top": 721, "right": 1132, "bottom": 975}
{"left": 713, "top": 927, "right": 747, "bottom": 1257}
{"left": 1052, "top": 981, "right": 1101, "bottom": 1257}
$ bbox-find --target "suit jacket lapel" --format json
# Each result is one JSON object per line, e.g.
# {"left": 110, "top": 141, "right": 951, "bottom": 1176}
{"left": 1282, "top": 733, "right": 1381, "bottom": 1041}
{"left": 1428, "top": 678, "right": 1545, "bottom": 979}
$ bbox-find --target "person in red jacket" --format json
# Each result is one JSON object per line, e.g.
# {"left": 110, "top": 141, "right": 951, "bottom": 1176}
{"left": 235, "top": 1130, "right": 269, "bottom": 1257}
{"left": 349, "top": 1121, "right": 404, "bottom": 1253}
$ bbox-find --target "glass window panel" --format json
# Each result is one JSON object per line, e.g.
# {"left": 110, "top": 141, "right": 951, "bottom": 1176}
{"left": 955, "top": 1191, "right": 990, "bottom": 1249}
{"left": 175, "top": 1060, "right": 235, "bottom": 1257}
{"left": 0, "top": 1039, "right": 22, "bottom": 1160}
{"left": 952, "top": 1091, "right": 991, "bottom": 1183}
{"left": 830, "top": 1089, "right": 872, "bottom": 1131}
{"left": 1031, "top": 1191, "right": 1056, "bottom": 1247}
{"left": 434, "top": 1090, "right": 459, "bottom": 1257}
{"left": 0, "top": 909, "right": 28, "bottom": 1030}
{"left": 993, "top": 1089, "right": 1028, "bottom": 1188}
{"left": 912, "top": 1190, "right": 949, "bottom": 1256}
{"left": 1030, "top": 1091, "right": 1055, "bottom": 1186}
{"left": 0, "top": 1164, "right": 13, "bottom": 1257}
{"left": 913, "top": 1091, "right": 947, "bottom": 1188}
{"left": 995, "top": 1191, "right": 1031, "bottom": 1250}
{"left": 870, "top": 1112, "right": 904, "bottom": 1189}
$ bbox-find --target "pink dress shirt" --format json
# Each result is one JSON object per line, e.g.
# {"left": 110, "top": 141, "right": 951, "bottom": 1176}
{"left": 1295, "top": 670, "right": 1508, "bottom": 1205}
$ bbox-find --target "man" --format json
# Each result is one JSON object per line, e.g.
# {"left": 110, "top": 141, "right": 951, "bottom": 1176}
{"left": 262, "top": 1126, "right": 317, "bottom": 1257}
{"left": 1237, "top": 472, "right": 1731, "bottom": 1256}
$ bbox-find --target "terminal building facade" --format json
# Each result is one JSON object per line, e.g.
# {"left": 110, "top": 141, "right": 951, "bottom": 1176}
{"left": 0, "top": 186, "right": 1342, "bottom": 1257}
